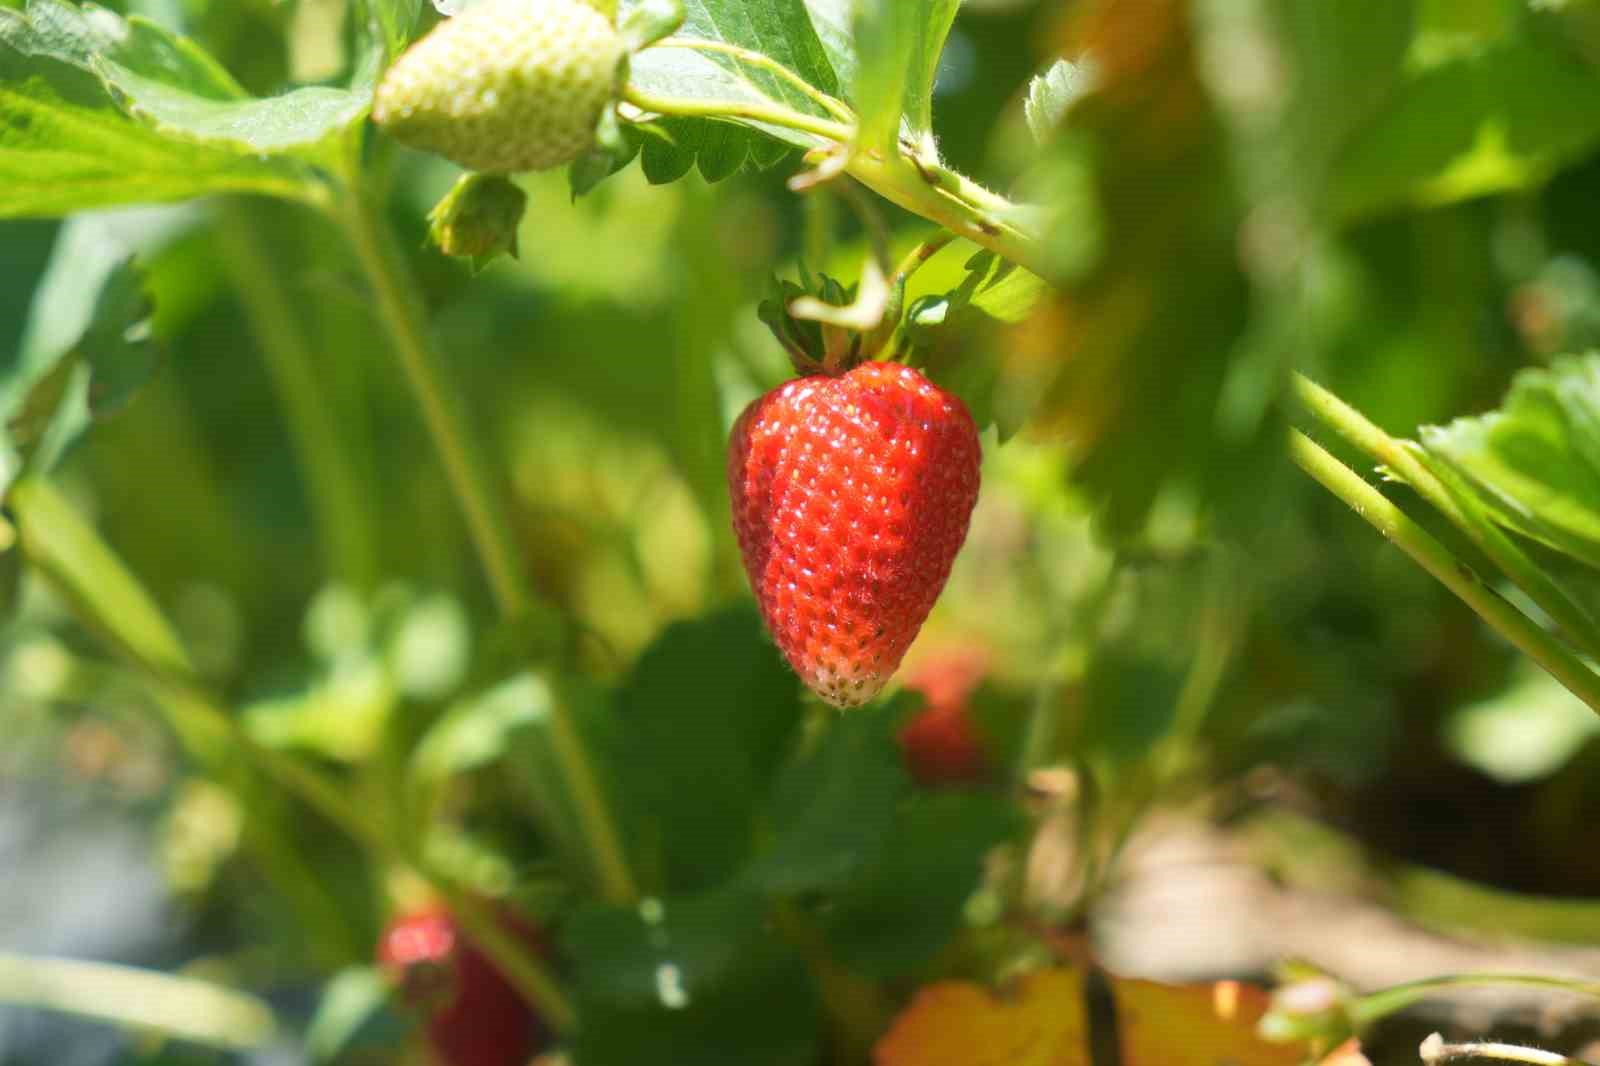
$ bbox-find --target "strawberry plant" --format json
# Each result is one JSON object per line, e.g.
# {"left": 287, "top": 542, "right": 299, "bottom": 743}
{"left": 5, "top": 1, "right": 1600, "bottom": 1065}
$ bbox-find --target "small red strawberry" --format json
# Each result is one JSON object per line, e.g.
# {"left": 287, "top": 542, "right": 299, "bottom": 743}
{"left": 897, "top": 649, "right": 991, "bottom": 786}
{"left": 377, "top": 905, "right": 545, "bottom": 1066}
{"left": 728, "top": 362, "right": 981, "bottom": 707}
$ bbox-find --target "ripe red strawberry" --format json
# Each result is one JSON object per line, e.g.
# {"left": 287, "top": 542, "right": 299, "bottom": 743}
{"left": 377, "top": 906, "right": 545, "bottom": 1066}
{"left": 897, "top": 649, "right": 991, "bottom": 786}
{"left": 728, "top": 362, "right": 981, "bottom": 707}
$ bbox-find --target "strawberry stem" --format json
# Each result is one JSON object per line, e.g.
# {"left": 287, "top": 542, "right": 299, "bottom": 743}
{"left": 648, "top": 38, "right": 856, "bottom": 124}
{"left": 333, "top": 182, "right": 643, "bottom": 910}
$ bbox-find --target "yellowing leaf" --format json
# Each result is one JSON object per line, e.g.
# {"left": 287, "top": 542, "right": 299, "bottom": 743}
{"left": 874, "top": 969, "right": 1305, "bottom": 1066}
{"left": 1116, "top": 977, "right": 1303, "bottom": 1066}
{"left": 874, "top": 969, "right": 1089, "bottom": 1066}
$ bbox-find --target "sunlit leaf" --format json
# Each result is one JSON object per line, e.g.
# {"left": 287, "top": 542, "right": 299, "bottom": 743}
{"left": 1420, "top": 353, "right": 1600, "bottom": 570}
{"left": 0, "top": 58, "right": 309, "bottom": 216}
{"left": 1025, "top": 58, "right": 1092, "bottom": 145}
{"left": 2, "top": 0, "right": 372, "bottom": 167}
{"left": 852, "top": 0, "right": 958, "bottom": 153}
{"left": 626, "top": 0, "right": 844, "bottom": 180}
{"left": 1328, "top": 26, "right": 1600, "bottom": 220}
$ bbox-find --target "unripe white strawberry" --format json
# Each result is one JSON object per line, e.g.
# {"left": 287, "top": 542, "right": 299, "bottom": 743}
{"left": 373, "top": 0, "right": 624, "bottom": 174}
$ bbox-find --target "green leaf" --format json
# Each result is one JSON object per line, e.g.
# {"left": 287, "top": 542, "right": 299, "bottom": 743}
{"left": 822, "top": 791, "right": 1020, "bottom": 977}
{"left": 564, "top": 888, "right": 821, "bottom": 1066}
{"left": 852, "top": 0, "right": 958, "bottom": 154}
{"left": 1024, "top": 58, "right": 1091, "bottom": 145}
{"left": 0, "top": 60, "right": 309, "bottom": 216}
{"left": 802, "top": 0, "right": 853, "bottom": 92}
{"left": 3, "top": 0, "right": 371, "bottom": 170}
{"left": 625, "top": 0, "right": 843, "bottom": 179}
{"left": 98, "top": 59, "right": 373, "bottom": 155}
{"left": 1446, "top": 662, "right": 1600, "bottom": 784}
{"left": 745, "top": 694, "right": 912, "bottom": 894}
{"left": 360, "top": 0, "right": 423, "bottom": 60}
{"left": 304, "top": 967, "right": 407, "bottom": 1063}
{"left": 1329, "top": 26, "right": 1600, "bottom": 220}
{"left": 905, "top": 246, "right": 1049, "bottom": 438}
{"left": 0, "top": 0, "right": 247, "bottom": 98}
{"left": 1420, "top": 353, "right": 1600, "bottom": 571}
{"left": 1194, "top": 0, "right": 1415, "bottom": 209}
{"left": 413, "top": 672, "right": 548, "bottom": 784}
{"left": 2, "top": 216, "right": 172, "bottom": 481}
{"left": 613, "top": 605, "right": 805, "bottom": 892}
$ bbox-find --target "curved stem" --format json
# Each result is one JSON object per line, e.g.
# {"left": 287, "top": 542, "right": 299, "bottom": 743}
{"left": 332, "top": 185, "right": 639, "bottom": 907}
{"left": 892, "top": 231, "right": 957, "bottom": 286}
{"left": 334, "top": 188, "right": 529, "bottom": 616}
{"left": 650, "top": 39, "right": 856, "bottom": 123}
{"left": 1352, "top": 973, "right": 1600, "bottom": 1028}
{"left": 1289, "top": 430, "right": 1600, "bottom": 719}
{"left": 1292, "top": 373, "right": 1600, "bottom": 660}
{"left": 217, "top": 202, "right": 381, "bottom": 591}
{"left": 846, "top": 152, "right": 1050, "bottom": 278}
{"left": 621, "top": 84, "right": 855, "bottom": 145}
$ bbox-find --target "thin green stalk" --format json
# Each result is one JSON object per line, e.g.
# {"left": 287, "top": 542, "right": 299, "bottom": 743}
{"left": 217, "top": 202, "right": 381, "bottom": 590}
{"left": 1352, "top": 973, "right": 1600, "bottom": 1029}
{"left": 334, "top": 187, "right": 529, "bottom": 616}
{"left": 621, "top": 83, "right": 855, "bottom": 144}
{"left": 1292, "top": 373, "right": 1600, "bottom": 660}
{"left": 1289, "top": 430, "right": 1600, "bottom": 719}
{"left": 651, "top": 39, "right": 856, "bottom": 123}
{"left": 332, "top": 185, "right": 639, "bottom": 906}
{"left": 8, "top": 477, "right": 579, "bottom": 1033}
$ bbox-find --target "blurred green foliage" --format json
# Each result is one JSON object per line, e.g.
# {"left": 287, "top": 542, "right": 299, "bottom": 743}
{"left": 6, "top": 0, "right": 1600, "bottom": 1063}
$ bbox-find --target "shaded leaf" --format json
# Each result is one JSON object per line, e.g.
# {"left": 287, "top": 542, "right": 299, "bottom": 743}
{"left": 822, "top": 791, "right": 1020, "bottom": 977}
{"left": 1005, "top": 0, "right": 1256, "bottom": 538}
{"left": 3, "top": 216, "right": 176, "bottom": 482}
{"left": 614, "top": 604, "right": 805, "bottom": 893}
{"left": 746, "top": 693, "right": 912, "bottom": 894}
{"left": 564, "top": 888, "right": 821, "bottom": 1066}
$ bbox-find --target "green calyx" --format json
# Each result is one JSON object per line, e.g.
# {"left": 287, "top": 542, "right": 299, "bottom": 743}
{"left": 427, "top": 173, "right": 528, "bottom": 271}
